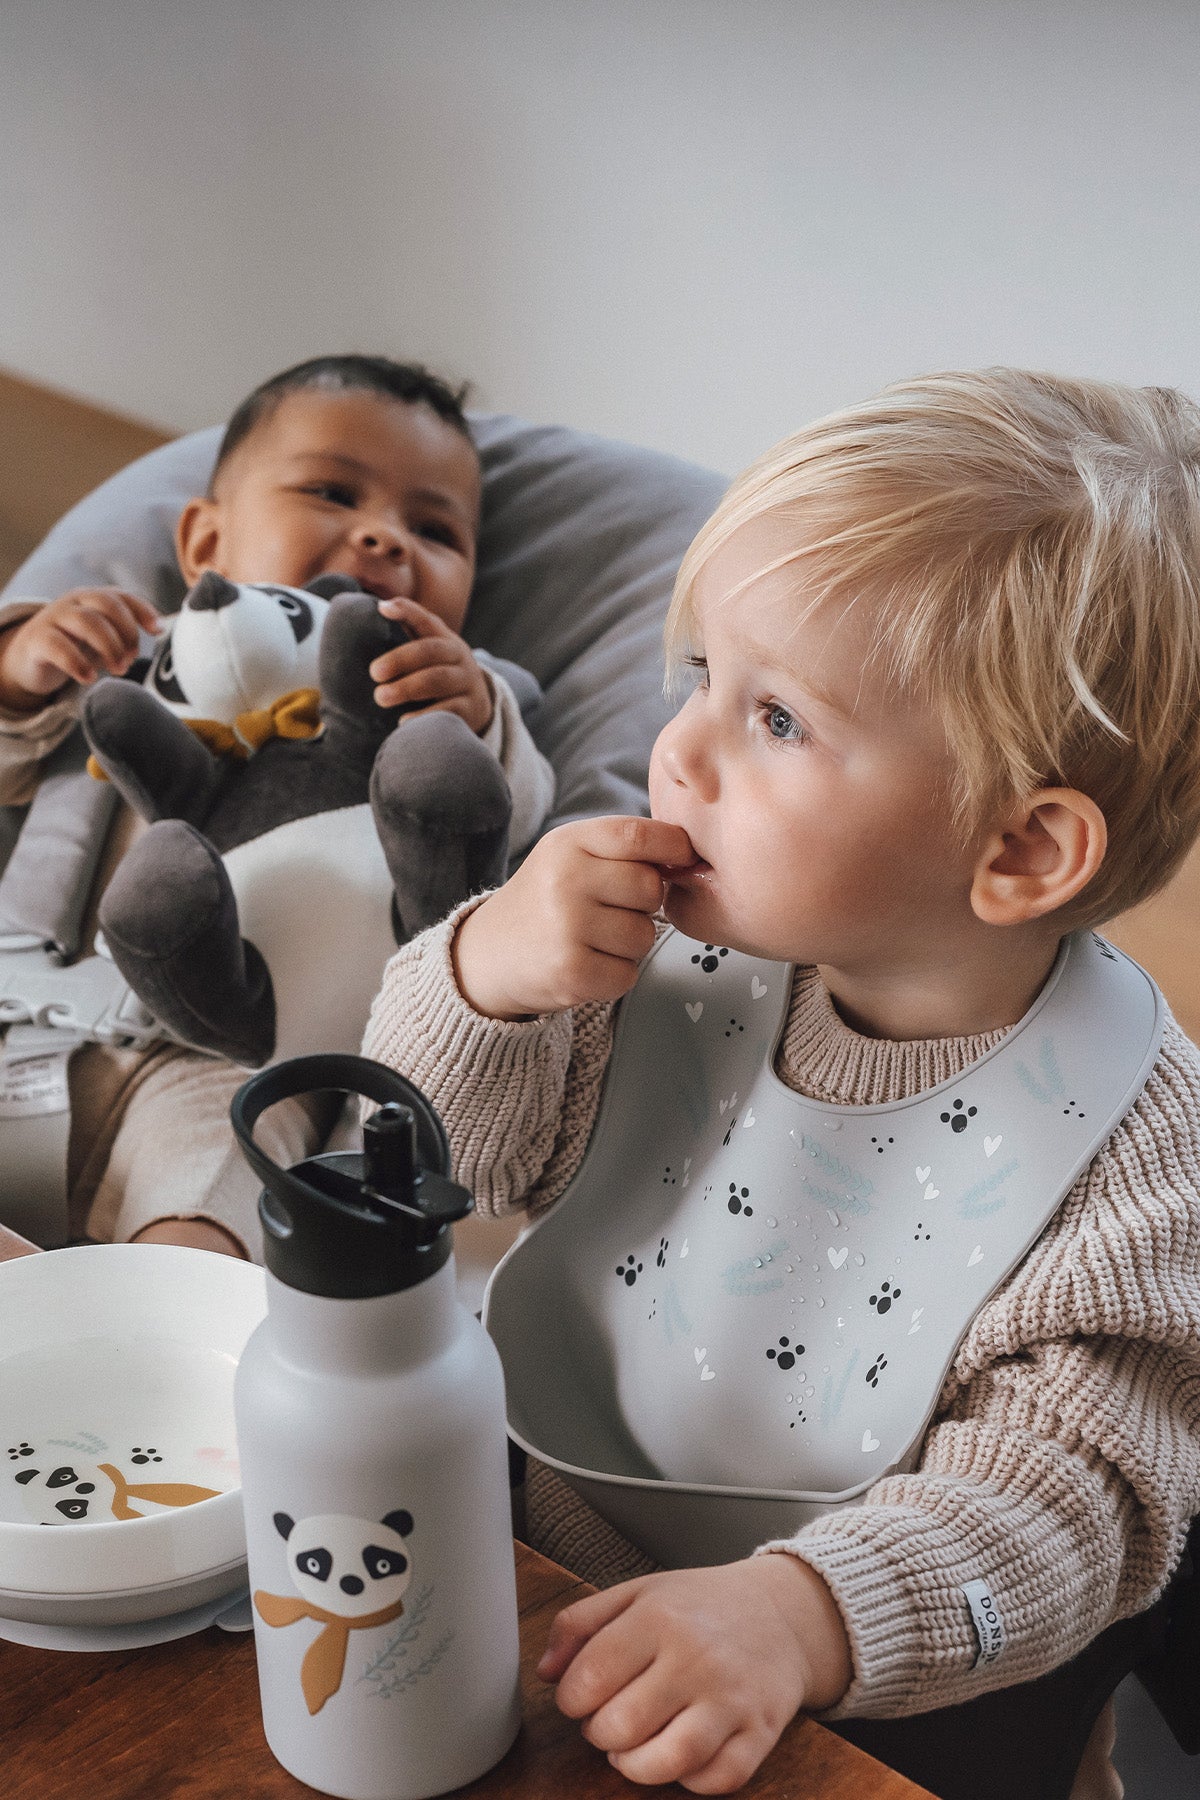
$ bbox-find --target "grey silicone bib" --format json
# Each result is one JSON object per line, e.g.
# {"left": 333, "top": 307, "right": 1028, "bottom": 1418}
{"left": 485, "top": 929, "right": 1163, "bottom": 1568}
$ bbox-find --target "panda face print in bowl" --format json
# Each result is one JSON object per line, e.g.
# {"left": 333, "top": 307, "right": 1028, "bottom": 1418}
{"left": 0, "top": 1244, "right": 265, "bottom": 1625}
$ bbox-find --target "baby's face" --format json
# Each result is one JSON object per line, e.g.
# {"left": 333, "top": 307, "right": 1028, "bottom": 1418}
{"left": 649, "top": 516, "right": 977, "bottom": 977}
{"left": 189, "top": 388, "right": 481, "bottom": 632}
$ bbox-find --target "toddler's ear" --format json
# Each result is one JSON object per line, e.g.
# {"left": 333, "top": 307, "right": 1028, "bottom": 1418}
{"left": 970, "top": 788, "right": 1107, "bottom": 927}
{"left": 176, "top": 496, "right": 224, "bottom": 584}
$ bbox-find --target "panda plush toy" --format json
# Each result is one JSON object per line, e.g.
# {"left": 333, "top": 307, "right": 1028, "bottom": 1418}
{"left": 79, "top": 571, "right": 516, "bottom": 1067}
{"left": 137, "top": 569, "right": 338, "bottom": 728}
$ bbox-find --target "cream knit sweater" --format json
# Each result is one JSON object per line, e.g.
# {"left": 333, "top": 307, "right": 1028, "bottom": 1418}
{"left": 363, "top": 902, "right": 1200, "bottom": 1720}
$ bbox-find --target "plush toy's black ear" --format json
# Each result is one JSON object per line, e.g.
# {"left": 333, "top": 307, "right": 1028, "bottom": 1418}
{"left": 381, "top": 1509, "right": 414, "bottom": 1538}
{"left": 187, "top": 571, "right": 241, "bottom": 612}
{"left": 305, "top": 571, "right": 364, "bottom": 599}
{"left": 15, "top": 1469, "right": 39, "bottom": 1486}
{"left": 273, "top": 1512, "right": 295, "bottom": 1540}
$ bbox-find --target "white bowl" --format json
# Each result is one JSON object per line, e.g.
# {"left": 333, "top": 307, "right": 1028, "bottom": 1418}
{"left": 0, "top": 1244, "right": 265, "bottom": 1625}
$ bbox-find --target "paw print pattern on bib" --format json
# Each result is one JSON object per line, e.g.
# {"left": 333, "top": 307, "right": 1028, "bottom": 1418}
{"left": 489, "top": 927, "right": 1162, "bottom": 1523}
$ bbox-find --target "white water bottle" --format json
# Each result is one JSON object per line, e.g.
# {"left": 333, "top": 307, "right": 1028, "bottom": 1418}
{"left": 231, "top": 1054, "right": 521, "bottom": 1800}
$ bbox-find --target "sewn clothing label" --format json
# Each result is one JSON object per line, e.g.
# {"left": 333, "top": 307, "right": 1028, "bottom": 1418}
{"left": 962, "top": 1578, "right": 1006, "bottom": 1666}
{"left": 0, "top": 1047, "right": 72, "bottom": 1118}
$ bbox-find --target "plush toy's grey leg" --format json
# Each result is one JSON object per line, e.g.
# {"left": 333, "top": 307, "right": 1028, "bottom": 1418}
{"left": 82, "top": 680, "right": 223, "bottom": 825}
{"left": 370, "top": 712, "right": 513, "bottom": 939}
{"left": 98, "top": 820, "right": 276, "bottom": 1067}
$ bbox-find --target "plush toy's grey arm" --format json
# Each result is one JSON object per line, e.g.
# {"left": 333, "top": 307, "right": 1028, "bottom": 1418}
{"left": 98, "top": 818, "right": 275, "bottom": 1066}
{"left": 81, "top": 678, "right": 223, "bottom": 825}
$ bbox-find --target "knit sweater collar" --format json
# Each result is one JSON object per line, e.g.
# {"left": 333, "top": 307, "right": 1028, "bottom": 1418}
{"left": 778, "top": 965, "right": 1011, "bottom": 1107}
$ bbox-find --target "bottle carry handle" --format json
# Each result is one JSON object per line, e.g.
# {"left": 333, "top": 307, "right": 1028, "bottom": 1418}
{"left": 231, "top": 1055, "right": 470, "bottom": 1298}
{"left": 231, "top": 1053, "right": 451, "bottom": 1190}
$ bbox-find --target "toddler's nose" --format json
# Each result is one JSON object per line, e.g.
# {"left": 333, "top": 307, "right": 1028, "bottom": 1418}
{"left": 352, "top": 517, "right": 406, "bottom": 559}
{"left": 654, "top": 704, "right": 716, "bottom": 799}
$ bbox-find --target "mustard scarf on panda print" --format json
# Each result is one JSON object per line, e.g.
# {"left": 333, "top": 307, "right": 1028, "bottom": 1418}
{"left": 254, "top": 1590, "right": 408, "bottom": 1714}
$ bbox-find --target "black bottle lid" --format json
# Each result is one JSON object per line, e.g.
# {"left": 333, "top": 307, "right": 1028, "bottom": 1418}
{"left": 230, "top": 1054, "right": 474, "bottom": 1299}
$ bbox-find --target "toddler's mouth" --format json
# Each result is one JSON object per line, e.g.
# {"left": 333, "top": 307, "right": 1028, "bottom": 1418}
{"left": 664, "top": 855, "right": 713, "bottom": 886}
{"left": 359, "top": 577, "right": 409, "bottom": 602}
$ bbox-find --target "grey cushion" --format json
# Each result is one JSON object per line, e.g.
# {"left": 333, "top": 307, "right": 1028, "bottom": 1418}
{"left": 2, "top": 415, "right": 726, "bottom": 832}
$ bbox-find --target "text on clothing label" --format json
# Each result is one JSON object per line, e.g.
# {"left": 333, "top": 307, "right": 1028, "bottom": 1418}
{"left": 962, "top": 1578, "right": 1006, "bottom": 1666}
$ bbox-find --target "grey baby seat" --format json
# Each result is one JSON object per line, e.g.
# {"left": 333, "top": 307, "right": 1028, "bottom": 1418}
{"left": 0, "top": 413, "right": 725, "bottom": 1245}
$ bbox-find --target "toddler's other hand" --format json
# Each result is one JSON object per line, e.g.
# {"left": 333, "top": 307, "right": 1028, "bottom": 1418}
{"left": 0, "top": 588, "right": 160, "bottom": 714}
{"left": 536, "top": 1556, "right": 852, "bottom": 1794}
{"left": 369, "top": 596, "right": 493, "bottom": 735}
{"left": 452, "top": 815, "right": 694, "bottom": 1021}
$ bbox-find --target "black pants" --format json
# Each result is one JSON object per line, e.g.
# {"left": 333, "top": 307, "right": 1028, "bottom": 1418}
{"left": 828, "top": 1596, "right": 1171, "bottom": 1800}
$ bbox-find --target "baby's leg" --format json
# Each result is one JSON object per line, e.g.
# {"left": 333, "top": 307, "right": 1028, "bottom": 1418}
{"left": 74, "top": 1043, "right": 339, "bottom": 1257}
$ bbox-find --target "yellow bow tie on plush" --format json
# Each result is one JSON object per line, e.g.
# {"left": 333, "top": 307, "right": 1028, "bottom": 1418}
{"left": 87, "top": 687, "right": 323, "bottom": 780}
{"left": 191, "top": 686, "right": 323, "bottom": 757}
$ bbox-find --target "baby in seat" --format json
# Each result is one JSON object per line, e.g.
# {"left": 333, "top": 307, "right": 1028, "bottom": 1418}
{"left": 0, "top": 353, "right": 553, "bottom": 1257}
{"left": 365, "top": 370, "right": 1200, "bottom": 1797}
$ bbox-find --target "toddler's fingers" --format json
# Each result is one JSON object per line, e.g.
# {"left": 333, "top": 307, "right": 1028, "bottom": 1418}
{"left": 552, "top": 944, "right": 651, "bottom": 1007}
{"left": 615, "top": 1718, "right": 765, "bottom": 1795}
{"left": 97, "top": 589, "right": 161, "bottom": 638}
{"left": 368, "top": 635, "right": 462, "bottom": 684}
{"left": 375, "top": 664, "right": 471, "bottom": 712}
{"left": 62, "top": 588, "right": 160, "bottom": 645}
{"left": 578, "top": 815, "right": 695, "bottom": 874}
{"left": 375, "top": 594, "right": 455, "bottom": 639}
{"left": 582, "top": 904, "right": 658, "bottom": 968}
{"left": 37, "top": 621, "right": 124, "bottom": 686}
{"left": 581, "top": 1661, "right": 690, "bottom": 1756}
{"left": 536, "top": 1582, "right": 641, "bottom": 1686}
{"left": 589, "top": 856, "right": 668, "bottom": 919}
{"left": 58, "top": 607, "right": 139, "bottom": 673}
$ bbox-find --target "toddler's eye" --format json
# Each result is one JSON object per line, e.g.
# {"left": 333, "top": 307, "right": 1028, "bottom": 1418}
{"left": 763, "top": 702, "right": 806, "bottom": 743}
{"left": 682, "top": 654, "right": 709, "bottom": 690}
{"left": 303, "top": 482, "right": 356, "bottom": 506}
{"left": 417, "top": 521, "right": 461, "bottom": 549}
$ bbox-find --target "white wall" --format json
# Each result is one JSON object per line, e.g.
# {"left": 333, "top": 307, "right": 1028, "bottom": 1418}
{"left": 1, "top": 0, "right": 1198, "bottom": 476}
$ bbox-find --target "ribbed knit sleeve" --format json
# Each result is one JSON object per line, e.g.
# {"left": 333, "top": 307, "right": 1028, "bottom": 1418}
{"left": 361, "top": 896, "right": 617, "bottom": 1218}
{"left": 766, "top": 1013, "right": 1200, "bottom": 1718}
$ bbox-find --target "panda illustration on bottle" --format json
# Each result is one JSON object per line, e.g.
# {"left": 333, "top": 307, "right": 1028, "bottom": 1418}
{"left": 253, "top": 1509, "right": 416, "bottom": 1714}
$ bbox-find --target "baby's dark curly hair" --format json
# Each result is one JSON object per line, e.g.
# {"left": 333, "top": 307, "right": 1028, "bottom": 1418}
{"left": 210, "top": 353, "right": 473, "bottom": 490}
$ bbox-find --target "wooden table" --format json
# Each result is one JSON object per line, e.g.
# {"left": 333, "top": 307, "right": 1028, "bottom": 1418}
{"left": 0, "top": 1224, "right": 932, "bottom": 1800}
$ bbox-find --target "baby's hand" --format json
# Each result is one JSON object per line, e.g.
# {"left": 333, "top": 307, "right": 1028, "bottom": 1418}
{"left": 130, "top": 1218, "right": 247, "bottom": 1257}
{"left": 369, "top": 596, "right": 493, "bottom": 735}
{"left": 0, "top": 588, "right": 160, "bottom": 714}
{"left": 537, "top": 1556, "right": 852, "bottom": 1794}
{"left": 452, "top": 815, "right": 694, "bottom": 1020}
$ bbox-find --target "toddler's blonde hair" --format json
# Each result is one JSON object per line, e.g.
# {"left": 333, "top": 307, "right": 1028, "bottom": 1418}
{"left": 666, "top": 368, "right": 1200, "bottom": 927}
